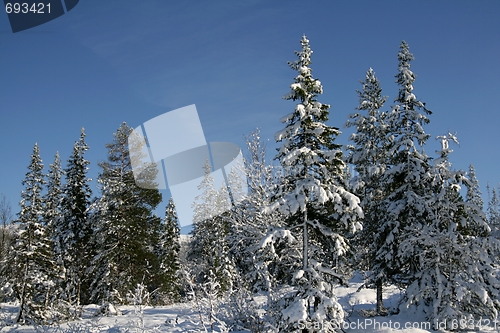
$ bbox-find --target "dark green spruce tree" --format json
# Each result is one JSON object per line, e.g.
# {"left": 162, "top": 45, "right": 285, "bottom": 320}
{"left": 57, "top": 128, "right": 93, "bottom": 312}
{"left": 345, "top": 67, "right": 390, "bottom": 314}
{"left": 152, "top": 197, "right": 181, "bottom": 304}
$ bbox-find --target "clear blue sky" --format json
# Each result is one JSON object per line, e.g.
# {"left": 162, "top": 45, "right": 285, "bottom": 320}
{"left": 1, "top": 1, "right": 499, "bottom": 226}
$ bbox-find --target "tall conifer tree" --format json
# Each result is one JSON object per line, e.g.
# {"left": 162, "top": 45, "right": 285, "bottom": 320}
{"left": 346, "top": 68, "right": 390, "bottom": 313}
{"left": 90, "top": 123, "right": 162, "bottom": 304}
{"left": 190, "top": 160, "right": 234, "bottom": 295}
{"left": 4, "top": 144, "right": 58, "bottom": 323}
{"left": 265, "top": 36, "right": 362, "bottom": 331}
{"left": 487, "top": 184, "right": 500, "bottom": 236}
{"left": 402, "top": 134, "right": 500, "bottom": 327}
{"left": 374, "top": 41, "right": 433, "bottom": 293}
{"left": 58, "top": 128, "right": 93, "bottom": 310}
{"left": 154, "top": 198, "right": 181, "bottom": 303}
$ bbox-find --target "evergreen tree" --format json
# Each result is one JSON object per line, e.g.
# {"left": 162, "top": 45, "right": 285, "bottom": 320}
{"left": 190, "top": 159, "right": 234, "bottom": 295}
{"left": 465, "top": 164, "right": 487, "bottom": 237}
{"left": 154, "top": 197, "right": 181, "bottom": 303}
{"left": 265, "top": 36, "right": 362, "bottom": 331}
{"left": 0, "top": 194, "right": 14, "bottom": 283}
{"left": 44, "top": 152, "right": 64, "bottom": 258}
{"left": 401, "top": 134, "right": 500, "bottom": 327}
{"left": 345, "top": 68, "right": 390, "bottom": 314}
{"left": 90, "top": 123, "right": 162, "bottom": 304}
{"left": 42, "top": 151, "right": 72, "bottom": 317}
{"left": 57, "top": 128, "right": 93, "bottom": 310}
{"left": 44, "top": 152, "right": 63, "bottom": 230}
{"left": 487, "top": 183, "right": 500, "bottom": 237}
{"left": 374, "top": 41, "right": 433, "bottom": 293}
{"left": 2, "top": 144, "right": 59, "bottom": 323}
{"left": 466, "top": 164, "right": 483, "bottom": 209}
{"left": 227, "top": 129, "right": 288, "bottom": 292}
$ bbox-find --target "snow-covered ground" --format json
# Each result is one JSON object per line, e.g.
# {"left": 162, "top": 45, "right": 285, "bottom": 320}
{"left": 1, "top": 275, "right": 498, "bottom": 333}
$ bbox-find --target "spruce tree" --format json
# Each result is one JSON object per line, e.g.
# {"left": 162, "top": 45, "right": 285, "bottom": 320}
{"left": 190, "top": 159, "right": 234, "bottom": 295}
{"left": 466, "top": 164, "right": 483, "bottom": 209}
{"left": 374, "top": 41, "right": 433, "bottom": 293}
{"left": 3, "top": 143, "right": 58, "bottom": 323}
{"left": 44, "top": 152, "right": 64, "bottom": 258}
{"left": 401, "top": 134, "right": 500, "bottom": 327}
{"left": 90, "top": 122, "right": 162, "bottom": 304}
{"left": 265, "top": 36, "right": 362, "bottom": 331}
{"left": 465, "top": 164, "right": 487, "bottom": 237}
{"left": 0, "top": 194, "right": 13, "bottom": 281}
{"left": 345, "top": 68, "right": 390, "bottom": 314}
{"left": 226, "top": 129, "right": 287, "bottom": 292}
{"left": 154, "top": 197, "right": 181, "bottom": 303}
{"left": 42, "top": 151, "right": 72, "bottom": 318}
{"left": 58, "top": 128, "right": 93, "bottom": 310}
{"left": 487, "top": 183, "right": 500, "bottom": 237}
{"left": 44, "top": 152, "right": 63, "bottom": 229}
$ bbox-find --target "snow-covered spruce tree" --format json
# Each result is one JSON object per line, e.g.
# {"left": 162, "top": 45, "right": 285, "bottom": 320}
{"left": 345, "top": 68, "right": 390, "bottom": 314}
{"left": 89, "top": 123, "right": 162, "bottom": 305}
{"left": 487, "top": 183, "right": 500, "bottom": 237}
{"left": 465, "top": 164, "right": 488, "bottom": 237}
{"left": 401, "top": 133, "right": 500, "bottom": 328}
{"left": 0, "top": 194, "right": 14, "bottom": 285}
{"left": 44, "top": 152, "right": 64, "bottom": 275}
{"left": 56, "top": 128, "right": 93, "bottom": 311}
{"left": 44, "top": 152, "right": 63, "bottom": 235}
{"left": 374, "top": 41, "right": 433, "bottom": 293}
{"left": 2, "top": 143, "right": 59, "bottom": 324}
{"left": 466, "top": 164, "right": 483, "bottom": 209}
{"left": 264, "top": 36, "right": 363, "bottom": 332}
{"left": 190, "top": 159, "right": 234, "bottom": 296}
{"left": 226, "top": 128, "right": 289, "bottom": 293}
{"left": 42, "top": 151, "right": 73, "bottom": 318}
{"left": 153, "top": 197, "right": 181, "bottom": 304}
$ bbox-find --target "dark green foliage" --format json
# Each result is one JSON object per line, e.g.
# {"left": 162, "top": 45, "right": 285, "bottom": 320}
{"left": 90, "top": 123, "right": 163, "bottom": 304}
{"left": 57, "top": 129, "right": 94, "bottom": 309}
{"left": 152, "top": 198, "right": 181, "bottom": 303}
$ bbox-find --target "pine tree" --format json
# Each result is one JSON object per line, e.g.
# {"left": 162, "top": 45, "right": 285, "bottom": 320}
{"left": 57, "top": 128, "right": 93, "bottom": 311}
{"left": 2, "top": 143, "right": 59, "bottom": 323}
{"left": 345, "top": 68, "right": 390, "bottom": 314}
{"left": 90, "top": 123, "right": 162, "bottom": 305}
{"left": 374, "top": 41, "right": 433, "bottom": 293}
{"left": 265, "top": 36, "right": 362, "bottom": 331}
{"left": 401, "top": 134, "right": 500, "bottom": 327}
{"left": 153, "top": 197, "right": 181, "bottom": 303}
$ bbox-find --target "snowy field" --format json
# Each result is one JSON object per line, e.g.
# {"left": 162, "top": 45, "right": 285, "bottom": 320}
{"left": 1, "top": 274, "right": 497, "bottom": 333}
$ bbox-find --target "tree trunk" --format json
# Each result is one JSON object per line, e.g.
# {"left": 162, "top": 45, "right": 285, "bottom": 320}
{"left": 303, "top": 209, "right": 308, "bottom": 271}
{"left": 376, "top": 278, "right": 385, "bottom": 315}
{"left": 17, "top": 259, "right": 30, "bottom": 323}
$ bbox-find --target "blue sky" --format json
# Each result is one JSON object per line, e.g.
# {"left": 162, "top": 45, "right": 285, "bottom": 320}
{"left": 1, "top": 1, "right": 499, "bottom": 227}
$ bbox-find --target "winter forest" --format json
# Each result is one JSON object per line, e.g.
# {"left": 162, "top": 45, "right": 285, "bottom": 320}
{"left": 1, "top": 36, "right": 500, "bottom": 333}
